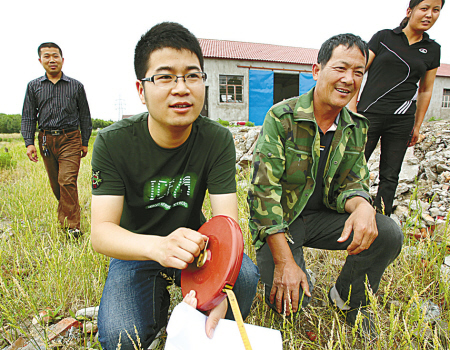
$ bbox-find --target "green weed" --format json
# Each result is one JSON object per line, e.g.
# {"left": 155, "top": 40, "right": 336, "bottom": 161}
{"left": 0, "top": 152, "right": 15, "bottom": 170}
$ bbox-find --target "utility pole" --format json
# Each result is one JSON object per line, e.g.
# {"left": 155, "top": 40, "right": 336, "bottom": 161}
{"left": 115, "top": 96, "right": 126, "bottom": 121}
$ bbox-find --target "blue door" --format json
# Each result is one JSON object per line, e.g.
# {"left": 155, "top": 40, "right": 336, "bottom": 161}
{"left": 249, "top": 70, "right": 274, "bottom": 126}
{"left": 299, "top": 72, "right": 316, "bottom": 95}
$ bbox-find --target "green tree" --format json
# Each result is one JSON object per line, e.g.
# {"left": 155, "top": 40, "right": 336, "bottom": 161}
{"left": 92, "top": 118, "right": 114, "bottom": 129}
{"left": 0, "top": 114, "right": 21, "bottom": 133}
{"left": 0, "top": 114, "right": 115, "bottom": 133}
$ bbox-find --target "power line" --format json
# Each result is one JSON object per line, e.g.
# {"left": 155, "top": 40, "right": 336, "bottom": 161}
{"left": 115, "top": 96, "right": 126, "bottom": 121}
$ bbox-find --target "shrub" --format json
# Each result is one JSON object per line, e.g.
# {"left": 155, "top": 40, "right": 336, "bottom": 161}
{"left": 0, "top": 152, "right": 15, "bottom": 169}
{"left": 245, "top": 121, "right": 255, "bottom": 127}
{"left": 218, "top": 118, "right": 230, "bottom": 127}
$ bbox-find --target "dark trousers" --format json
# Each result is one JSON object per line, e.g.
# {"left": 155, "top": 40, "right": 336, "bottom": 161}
{"left": 364, "top": 112, "right": 415, "bottom": 215}
{"left": 256, "top": 209, "right": 403, "bottom": 311}
{"left": 98, "top": 254, "right": 260, "bottom": 350}
{"left": 38, "top": 130, "right": 82, "bottom": 229}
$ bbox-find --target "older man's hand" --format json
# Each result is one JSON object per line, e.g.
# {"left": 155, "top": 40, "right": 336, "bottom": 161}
{"left": 339, "top": 197, "right": 378, "bottom": 255}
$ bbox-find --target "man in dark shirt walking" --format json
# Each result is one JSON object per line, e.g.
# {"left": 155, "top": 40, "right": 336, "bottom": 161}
{"left": 21, "top": 42, "right": 92, "bottom": 236}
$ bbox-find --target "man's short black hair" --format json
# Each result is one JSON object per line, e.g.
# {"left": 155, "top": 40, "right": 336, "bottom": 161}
{"left": 134, "top": 22, "right": 204, "bottom": 80}
{"left": 317, "top": 34, "right": 369, "bottom": 66}
{"left": 38, "top": 42, "right": 63, "bottom": 57}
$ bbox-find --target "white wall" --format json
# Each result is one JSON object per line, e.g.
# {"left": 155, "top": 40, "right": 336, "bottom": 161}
{"left": 203, "top": 58, "right": 311, "bottom": 122}
{"left": 426, "top": 75, "right": 450, "bottom": 120}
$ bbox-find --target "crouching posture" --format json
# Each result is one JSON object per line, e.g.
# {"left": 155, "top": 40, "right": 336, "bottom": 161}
{"left": 248, "top": 33, "right": 403, "bottom": 341}
{"left": 91, "top": 22, "right": 259, "bottom": 350}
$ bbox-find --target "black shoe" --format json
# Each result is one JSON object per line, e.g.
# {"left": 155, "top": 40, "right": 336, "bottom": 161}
{"left": 328, "top": 288, "right": 378, "bottom": 343}
{"left": 67, "top": 228, "right": 83, "bottom": 239}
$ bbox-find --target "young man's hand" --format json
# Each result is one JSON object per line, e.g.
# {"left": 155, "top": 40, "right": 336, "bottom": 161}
{"left": 157, "top": 228, "right": 207, "bottom": 269}
{"left": 205, "top": 297, "right": 227, "bottom": 338}
{"left": 183, "top": 290, "right": 227, "bottom": 339}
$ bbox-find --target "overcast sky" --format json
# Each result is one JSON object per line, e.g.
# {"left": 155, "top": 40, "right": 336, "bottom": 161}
{"left": 1, "top": 0, "right": 448, "bottom": 121}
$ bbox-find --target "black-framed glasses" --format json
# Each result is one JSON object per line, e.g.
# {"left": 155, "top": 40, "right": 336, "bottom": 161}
{"left": 140, "top": 72, "right": 207, "bottom": 88}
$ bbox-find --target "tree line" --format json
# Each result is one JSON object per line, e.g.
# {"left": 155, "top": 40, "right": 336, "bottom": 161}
{"left": 0, "top": 114, "right": 114, "bottom": 133}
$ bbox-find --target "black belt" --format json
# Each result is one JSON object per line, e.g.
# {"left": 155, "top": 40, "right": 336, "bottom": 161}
{"left": 40, "top": 127, "right": 78, "bottom": 136}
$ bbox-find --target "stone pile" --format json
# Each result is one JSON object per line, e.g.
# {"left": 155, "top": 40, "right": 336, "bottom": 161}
{"left": 230, "top": 126, "right": 261, "bottom": 169}
{"left": 369, "top": 121, "right": 450, "bottom": 234}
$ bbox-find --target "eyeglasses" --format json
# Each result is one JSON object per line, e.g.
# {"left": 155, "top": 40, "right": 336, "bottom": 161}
{"left": 141, "top": 72, "right": 207, "bottom": 88}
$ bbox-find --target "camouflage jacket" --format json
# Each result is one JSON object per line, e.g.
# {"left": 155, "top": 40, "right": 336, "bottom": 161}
{"left": 248, "top": 88, "right": 371, "bottom": 249}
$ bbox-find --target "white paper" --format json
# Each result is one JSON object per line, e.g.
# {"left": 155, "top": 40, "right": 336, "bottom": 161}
{"left": 165, "top": 302, "right": 282, "bottom": 350}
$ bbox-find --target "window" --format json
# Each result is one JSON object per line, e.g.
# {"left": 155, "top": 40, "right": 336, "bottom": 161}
{"left": 219, "top": 75, "right": 243, "bottom": 103}
{"left": 443, "top": 89, "right": 450, "bottom": 109}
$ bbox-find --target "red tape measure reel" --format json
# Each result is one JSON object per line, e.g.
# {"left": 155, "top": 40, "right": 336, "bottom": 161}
{"left": 181, "top": 215, "right": 244, "bottom": 311}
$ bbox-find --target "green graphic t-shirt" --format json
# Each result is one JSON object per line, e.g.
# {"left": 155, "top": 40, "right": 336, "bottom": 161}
{"left": 91, "top": 113, "right": 236, "bottom": 236}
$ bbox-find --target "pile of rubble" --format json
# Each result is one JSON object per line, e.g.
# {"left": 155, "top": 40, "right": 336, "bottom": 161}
{"left": 371, "top": 120, "right": 450, "bottom": 234}
{"left": 230, "top": 121, "right": 450, "bottom": 235}
{"left": 3, "top": 307, "right": 99, "bottom": 350}
{"left": 230, "top": 126, "right": 261, "bottom": 169}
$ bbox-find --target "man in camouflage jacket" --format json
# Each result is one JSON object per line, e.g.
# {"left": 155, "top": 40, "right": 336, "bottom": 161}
{"left": 248, "top": 34, "right": 403, "bottom": 340}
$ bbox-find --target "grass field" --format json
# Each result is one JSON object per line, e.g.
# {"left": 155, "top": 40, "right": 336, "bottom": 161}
{"left": 0, "top": 134, "right": 449, "bottom": 349}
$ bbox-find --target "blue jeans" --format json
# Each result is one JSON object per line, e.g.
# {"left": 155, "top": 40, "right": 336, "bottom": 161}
{"left": 364, "top": 112, "right": 415, "bottom": 215}
{"left": 98, "top": 254, "right": 259, "bottom": 350}
{"left": 256, "top": 209, "right": 403, "bottom": 312}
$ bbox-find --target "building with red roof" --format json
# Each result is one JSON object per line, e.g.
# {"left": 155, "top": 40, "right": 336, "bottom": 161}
{"left": 198, "top": 39, "right": 450, "bottom": 124}
{"left": 199, "top": 39, "right": 317, "bottom": 125}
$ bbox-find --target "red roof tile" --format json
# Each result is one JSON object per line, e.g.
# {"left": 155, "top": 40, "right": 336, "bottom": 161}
{"left": 199, "top": 39, "right": 450, "bottom": 77}
{"left": 437, "top": 63, "right": 450, "bottom": 77}
{"left": 199, "top": 38, "right": 318, "bottom": 65}
{"left": 199, "top": 38, "right": 450, "bottom": 77}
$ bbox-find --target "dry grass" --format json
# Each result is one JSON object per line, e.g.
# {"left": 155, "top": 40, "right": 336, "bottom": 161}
{"left": 0, "top": 133, "right": 22, "bottom": 140}
{"left": 0, "top": 135, "right": 449, "bottom": 349}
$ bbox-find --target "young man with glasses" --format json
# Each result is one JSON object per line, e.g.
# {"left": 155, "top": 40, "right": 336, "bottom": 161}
{"left": 90, "top": 22, "right": 259, "bottom": 350}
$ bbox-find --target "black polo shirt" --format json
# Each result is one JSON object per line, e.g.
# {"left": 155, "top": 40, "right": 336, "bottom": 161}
{"left": 302, "top": 114, "right": 339, "bottom": 215}
{"left": 358, "top": 27, "right": 440, "bottom": 116}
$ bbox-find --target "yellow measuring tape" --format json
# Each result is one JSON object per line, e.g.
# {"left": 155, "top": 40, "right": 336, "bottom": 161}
{"left": 223, "top": 286, "right": 252, "bottom": 350}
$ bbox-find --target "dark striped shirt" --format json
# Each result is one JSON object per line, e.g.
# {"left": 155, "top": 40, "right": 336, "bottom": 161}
{"left": 21, "top": 72, "right": 92, "bottom": 147}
